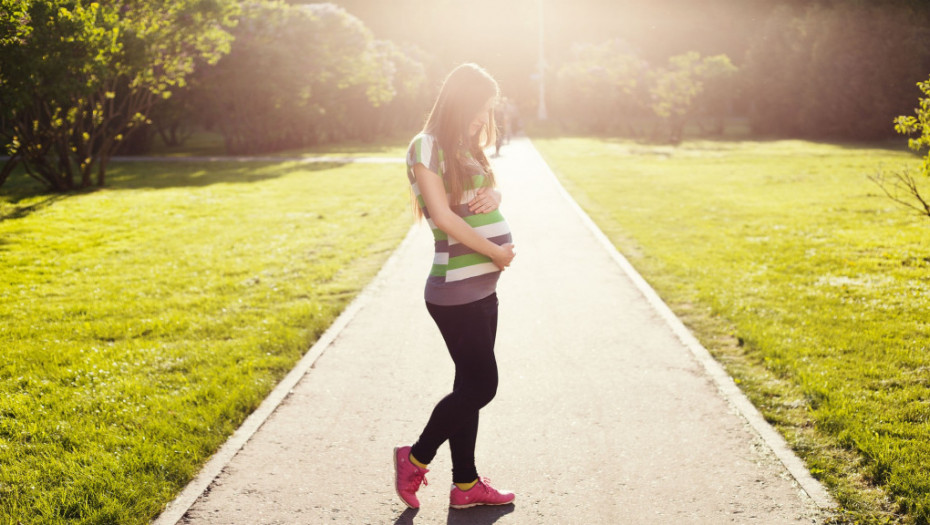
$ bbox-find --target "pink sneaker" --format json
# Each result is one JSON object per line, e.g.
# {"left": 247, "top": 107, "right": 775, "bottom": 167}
{"left": 449, "top": 477, "right": 515, "bottom": 509}
{"left": 394, "top": 446, "right": 429, "bottom": 508}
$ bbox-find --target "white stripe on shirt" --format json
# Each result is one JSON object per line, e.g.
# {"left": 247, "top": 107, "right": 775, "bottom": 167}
{"left": 445, "top": 262, "right": 499, "bottom": 282}
{"left": 447, "top": 220, "right": 512, "bottom": 246}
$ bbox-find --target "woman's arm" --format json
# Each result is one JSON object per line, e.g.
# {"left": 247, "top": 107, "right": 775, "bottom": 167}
{"left": 414, "top": 163, "right": 515, "bottom": 270}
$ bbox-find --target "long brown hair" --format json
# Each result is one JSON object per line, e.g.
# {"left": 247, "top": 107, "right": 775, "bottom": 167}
{"left": 422, "top": 63, "right": 499, "bottom": 210}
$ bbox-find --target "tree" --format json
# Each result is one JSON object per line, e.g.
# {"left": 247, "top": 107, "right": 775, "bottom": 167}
{"left": 744, "top": 3, "right": 930, "bottom": 140}
{"left": 344, "top": 39, "right": 429, "bottom": 141}
{"left": 0, "top": 0, "right": 30, "bottom": 48}
{"left": 0, "top": 0, "right": 238, "bottom": 191}
{"left": 798, "top": 4, "right": 930, "bottom": 139}
{"left": 743, "top": 4, "right": 808, "bottom": 137}
{"left": 0, "top": 0, "right": 32, "bottom": 187}
{"left": 896, "top": 78, "right": 930, "bottom": 178}
{"left": 553, "top": 39, "right": 648, "bottom": 134}
{"left": 147, "top": 85, "right": 200, "bottom": 149}
{"left": 870, "top": 77, "right": 930, "bottom": 218}
{"left": 192, "top": 2, "right": 414, "bottom": 155}
{"left": 649, "top": 52, "right": 737, "bottom": 143}
{"left": 694, "top": 54, "right": 740, "bottom": 135}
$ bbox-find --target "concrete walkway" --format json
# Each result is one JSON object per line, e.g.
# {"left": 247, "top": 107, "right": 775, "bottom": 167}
{"left": 155, "top": 137, "right": 833, "bottom": 524}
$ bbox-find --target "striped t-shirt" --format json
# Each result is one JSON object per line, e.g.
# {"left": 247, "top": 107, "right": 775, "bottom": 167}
{"left": 406, "top": 132, "right": 513, "bottom": 306}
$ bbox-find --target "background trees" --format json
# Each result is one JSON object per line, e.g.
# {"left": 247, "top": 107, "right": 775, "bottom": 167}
{"left": 0, "top": 0, "right": 238, "bottom": 190}
{"left": 648, "top": 52, "right": 738, "bottom": 143}
{"left": 330, "top": 0, "right": 930, "bottom": 143}
{"left": 553, "top": 39, "right": 648, "bottom": 134}
{"left": 4, "top": 0, "right": 930, "bottom": 191}
{"left": 148, "top": 2, "right": 427, "bottom": 154}
{"left": 192, "top": 3, "right": 386, "bottom": 154}
{"left": 553, "top": 47, "right": 738, "bottom": 142}
{"left": 547, "top": 1, "right": 929, "bottom": 141}
{"left": 744, "top": 3, "right": 930, "bottom": 140}
{"left": 0, "top": 1, "right": 429, "bottom": 189}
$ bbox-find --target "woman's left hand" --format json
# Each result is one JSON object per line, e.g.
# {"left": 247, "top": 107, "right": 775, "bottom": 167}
{"left": 468, "top": 187, "right": 501, "bottom": 214}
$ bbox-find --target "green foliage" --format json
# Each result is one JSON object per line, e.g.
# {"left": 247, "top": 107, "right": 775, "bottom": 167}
{"left": 694, "top": 54, "right": 741, "bottom": 134}
{"left": 895, "top": 77, "right": 930, "bottom": 177}
{"left": 744, "top": 3, "right": 930, "bottom": 140}
{"left": 551, "top": 43, "right": 736, "bottom": 142}
{"left": 0, "top": 156, "right": 410, "bottom": 523}
{"left": 649, "top": 52, "right": 704, "bottom": 120}
{"left": 0, "top": 0, "right": 31, "bottom": 47}
{"left": 0, "top": 0, "right": 238, "bottom": 191}
{"left": 351, "top": 39, "right": 429, "bottom": 141}
{"left": 870, "top": 76, "right": 930, "bottom": 220}
{"left": 742, "top": 5, "right": 803, "bottom": 137}
{"left": 535, "top": 136, "right": 930, "bottom": 524}
{"left": 553, "top": 39, "right": 648, "bottom": 133}
{"left": 188, "top": 2, "right": 426, "bottom": 155}
{"left": 648, "top": 52, "right": 737, "bottom": 142}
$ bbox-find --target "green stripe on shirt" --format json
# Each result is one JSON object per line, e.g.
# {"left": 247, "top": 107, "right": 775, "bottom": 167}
{"left": 464, "top": 209, "right": 505, "bottom": 228}
{"left": 448, "top": 253, "right": 492, "bottom": 270}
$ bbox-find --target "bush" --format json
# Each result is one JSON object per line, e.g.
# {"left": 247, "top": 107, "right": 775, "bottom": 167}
{"left": 0, "top": 0, "right": 237, "bottom": 190}
{"left": 189, "top": 2, "right": 427, "bottom": 155}
{"left": 550, "top": 41, "right": 737, "bottom": 142}
{"left": 649, "top": 52, "right": 738, "bottom": 143}
{"left": 870, "top": 76, "right": 930, "bottom": 218}
{"left": 553, "top": 39, "right": 649, "bottom": 134}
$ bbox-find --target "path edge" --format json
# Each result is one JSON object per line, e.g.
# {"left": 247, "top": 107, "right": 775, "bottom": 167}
{"left": 151, "top": 223, "right": 419, "bottom": 525}
{"left": 525, "top": 138, "right": 836, "bottom": 510}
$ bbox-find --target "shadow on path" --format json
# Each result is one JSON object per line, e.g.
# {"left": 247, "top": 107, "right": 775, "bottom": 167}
{"left": 391, "top": 504, "right": 515, "bottom": 525}
{"left": 393, "top": 508, "right": 419, "bottom": 525}
{"left": 446, "top": 504, "right": 515, "bottom": 525}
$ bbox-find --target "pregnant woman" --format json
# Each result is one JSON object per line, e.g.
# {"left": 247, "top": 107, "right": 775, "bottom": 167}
{"left": 394, "top": 63, "right": 517, "bottom": 510}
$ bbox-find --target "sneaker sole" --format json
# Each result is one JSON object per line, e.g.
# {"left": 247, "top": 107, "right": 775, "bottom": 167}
{"left": 393, "top": 446, "right": 418, "bottom": 509}
{"left": 450, "top": 499, "right": 515, "bottom": 510}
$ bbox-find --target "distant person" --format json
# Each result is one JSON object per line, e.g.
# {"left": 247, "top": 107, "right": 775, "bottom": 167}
{"left": 504, "top": 97, "right": 517, "bottom": 142}
{"left": 493, "top": 97, "right": 511, "bottom": 157}
{"left": 395, "top": 63, "right": 517, "bottom": 511}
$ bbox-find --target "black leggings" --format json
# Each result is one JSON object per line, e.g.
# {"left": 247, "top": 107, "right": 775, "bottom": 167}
{"left": 410, "top": 292, "right": 499, "bottom": 483}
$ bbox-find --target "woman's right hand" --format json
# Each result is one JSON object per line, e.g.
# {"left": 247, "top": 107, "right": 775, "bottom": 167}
{"left": 491, "top": 243, "right": 516, "bottom": 270}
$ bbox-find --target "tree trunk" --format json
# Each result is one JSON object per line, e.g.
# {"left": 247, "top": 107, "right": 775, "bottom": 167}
{"left": 97, "top": 155, "right": 108, "bottom": 187}
{"left": 0, "top": 157, "right": 19, "bottom": 188}
{"left": 96, "top": 135, "right": 115, "bottom": 187}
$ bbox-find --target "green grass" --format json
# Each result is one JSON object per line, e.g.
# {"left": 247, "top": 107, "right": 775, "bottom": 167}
{"left": 533, "top": 137, "right": 930, "bottom": 525}
{"left": 0, "top": 158, "right": 411, "bottom": 523}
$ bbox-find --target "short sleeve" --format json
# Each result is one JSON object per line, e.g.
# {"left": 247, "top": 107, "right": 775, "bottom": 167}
{"left": 406, "top": 133, "right": 442, "bottom": 177}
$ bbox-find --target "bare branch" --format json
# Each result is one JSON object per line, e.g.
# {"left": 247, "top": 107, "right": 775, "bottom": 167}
{"left": 868, "top": 168, "right": 930, "bottom": 217}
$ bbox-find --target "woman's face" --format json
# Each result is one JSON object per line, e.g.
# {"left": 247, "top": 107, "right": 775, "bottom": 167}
{"left": 468, "top": 97, "right": 495, "bottom": 138}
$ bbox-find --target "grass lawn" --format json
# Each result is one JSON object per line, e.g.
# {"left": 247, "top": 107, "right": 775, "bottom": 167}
{"left": 533, "top": 137, "right": 930, "bottom": 525}
{"left": 0, "top": 158, "right": 410, "bottom": 523}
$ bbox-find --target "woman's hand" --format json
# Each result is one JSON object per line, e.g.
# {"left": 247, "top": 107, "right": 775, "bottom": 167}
{"left": 468, "top": 187, "right": 501, "bottom": 214}
{"left": 491, "top": 243, "right": 516, "bottom": 271}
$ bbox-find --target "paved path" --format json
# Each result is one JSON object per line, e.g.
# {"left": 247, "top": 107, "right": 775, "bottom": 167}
{"left": 155, "top": 137, "right": 833, "bottom": 524}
